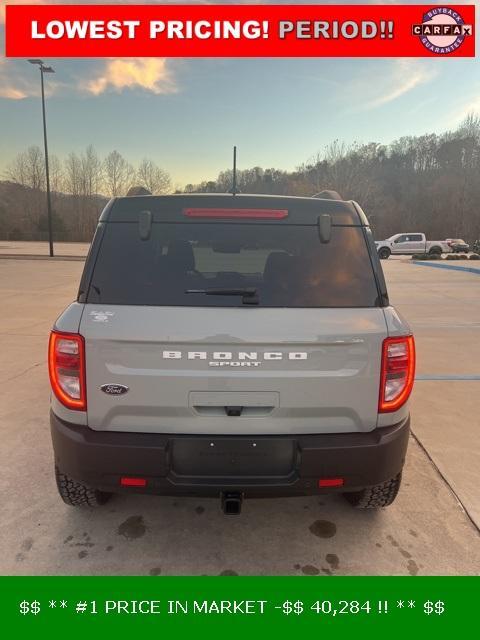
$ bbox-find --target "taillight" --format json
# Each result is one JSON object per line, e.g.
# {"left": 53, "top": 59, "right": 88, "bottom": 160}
{"left": 379, "top": 336, "right": 415, "bottom": 413}
{"left": 183, "top": 208, "right": 288, "bottom": 219}
{"left": 48, "top": 331, "right": 86, "bottom": 410}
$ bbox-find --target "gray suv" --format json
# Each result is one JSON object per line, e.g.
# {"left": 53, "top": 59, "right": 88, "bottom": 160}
{"left": 48, "top": 193, "right": 415, "bottom": 514}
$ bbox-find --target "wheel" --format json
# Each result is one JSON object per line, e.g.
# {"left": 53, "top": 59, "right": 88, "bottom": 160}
{"left": 343, "top": 473, "right": 402, "bottom": 509}
{"left": 55, "top": 467, "right": 112, "bottom": 507}
{"left": 428, "top": 246, "right": 442, "bottom": 255}
{"left": 378, "top": 247, "right": 391, "bottom": 260}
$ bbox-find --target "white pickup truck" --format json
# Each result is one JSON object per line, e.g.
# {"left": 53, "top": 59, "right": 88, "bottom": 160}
{"left": 375, "top": 233, "right": 450, "bottom": 259}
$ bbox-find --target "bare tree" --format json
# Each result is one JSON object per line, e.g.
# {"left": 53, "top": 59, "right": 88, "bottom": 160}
{"left": 80, "top": 145, "right": 103, "bottom": 197}
{"left": 457, "top": 112, "right": 480, "bottom": 140}
{"left": 49, "top": 154, "right": 64, "bottom": 193}
{"left": 5, "top": 152, "right": 28, "bottom": 186}
{"left": 63, "top": 149, "right": 104, "bottom": 238}
{"left": 137, "top": 158, "right": 171, "bottom": 194}
{"left": 64, "top": 152, "right": 82, "bottom": 196}
{"left": 104, "top": 150, "right": 134, "bottom": 197}
{"left": 5, "top": 146, "right": 45, "bottom": 190}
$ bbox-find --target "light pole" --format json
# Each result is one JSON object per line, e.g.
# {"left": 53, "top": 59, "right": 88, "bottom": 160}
{"left": 28, "top": 59, "right": 55, "bottom": 257}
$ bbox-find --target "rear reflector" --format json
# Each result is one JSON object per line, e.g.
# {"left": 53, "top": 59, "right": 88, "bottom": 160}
{"left": 318, "top": 478, "right": 344, "bottom": 487}
{"left": 120, "top": 477, "right": 147, "bottom": 487}
{"left": 183, "top": 208, "right": 288, "bottom": 219}
{"left": 48, "top": 331, "right": 86, "bottom": 411}
{"left": 379, "top": 335, "right": 415, "bottom": 413}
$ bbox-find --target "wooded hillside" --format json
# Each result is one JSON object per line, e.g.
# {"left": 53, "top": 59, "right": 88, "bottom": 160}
{"left": 2, "top": 115, "right": 479, "bottom": 243}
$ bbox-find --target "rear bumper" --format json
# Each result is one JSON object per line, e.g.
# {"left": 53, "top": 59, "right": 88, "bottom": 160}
{"left": 50, "top": 412, "right": 410, "bottom": 498}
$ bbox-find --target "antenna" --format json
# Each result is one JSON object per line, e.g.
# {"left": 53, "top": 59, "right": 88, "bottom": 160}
{"left": 231, "top": 145, "right": 237, "bottom": 195}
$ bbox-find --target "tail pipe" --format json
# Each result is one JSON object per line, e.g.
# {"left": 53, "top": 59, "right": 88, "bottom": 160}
{"left": 221, "top": 492, "right": 243, "bottom": 515}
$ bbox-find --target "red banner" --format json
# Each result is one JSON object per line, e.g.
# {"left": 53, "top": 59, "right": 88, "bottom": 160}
{"left": 5, "top": 4, "right": 475, "bottom": 58}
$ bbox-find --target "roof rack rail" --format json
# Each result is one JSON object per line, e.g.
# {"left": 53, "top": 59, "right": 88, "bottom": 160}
{"left": 126, "top": 186, "right": 152, "bottom": 196}
{"left": 312, "top": 190, "right": 343, "bottom": 201}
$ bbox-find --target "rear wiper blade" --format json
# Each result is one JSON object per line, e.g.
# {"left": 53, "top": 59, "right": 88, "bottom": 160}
{"left": 186, "top": 287, "right": 257, "bottom": 296}
{"left": 185, "top": 287, "right": 259, "bottom": 304}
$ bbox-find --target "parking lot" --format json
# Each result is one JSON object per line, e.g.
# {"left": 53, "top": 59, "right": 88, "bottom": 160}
{"left": 0, "top": 248, "right": 479, "bottom": 575}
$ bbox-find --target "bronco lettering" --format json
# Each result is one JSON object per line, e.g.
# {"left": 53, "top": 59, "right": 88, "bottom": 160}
{"left": 162, "top": 350, "right": 308, "bottom": 361}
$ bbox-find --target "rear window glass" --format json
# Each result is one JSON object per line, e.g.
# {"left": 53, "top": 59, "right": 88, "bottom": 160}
{"left": 87, "top": 223, "right": 379, "bottom": 308}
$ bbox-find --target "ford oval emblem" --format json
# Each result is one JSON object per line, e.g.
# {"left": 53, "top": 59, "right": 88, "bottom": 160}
{"left": 101, "top": 383, "right": 129, "bottom": 395}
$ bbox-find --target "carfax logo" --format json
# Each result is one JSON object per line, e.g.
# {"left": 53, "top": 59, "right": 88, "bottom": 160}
{"left": 412, "top": 7, "right": 472, "bottom": 54}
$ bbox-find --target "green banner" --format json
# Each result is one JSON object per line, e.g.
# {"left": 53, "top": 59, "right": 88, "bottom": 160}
{"left": 1, "top": 577, "right": 477, "bottom": 637}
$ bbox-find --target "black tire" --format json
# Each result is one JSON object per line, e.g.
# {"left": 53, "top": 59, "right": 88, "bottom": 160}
{"left": 428, "top": 246, "right": 442, "bottom": 255}
{"left": 344, "top": 473, "right": 402, "bottom": 509}
{"left": 378, "top": 247, "right": 391, "bottom": 260}
{"left": 55, "top": 467, "right": 112, "bottom": 507}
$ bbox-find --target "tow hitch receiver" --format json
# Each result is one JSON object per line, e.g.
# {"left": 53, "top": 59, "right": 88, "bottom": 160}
{"left": 221, "top": 492, "right": 243, "bottom": 515}
{"left": 225, "top": 406, "right": 243, "bottom": 417}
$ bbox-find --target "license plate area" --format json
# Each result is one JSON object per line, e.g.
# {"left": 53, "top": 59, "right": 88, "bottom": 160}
{"left": 169, "top": 437, "right": 297, "bottom": 479}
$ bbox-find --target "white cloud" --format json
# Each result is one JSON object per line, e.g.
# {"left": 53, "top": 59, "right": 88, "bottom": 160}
{"left": 0, "top": 55, "right": 178, "bottom": 101}
{"left": 0, "top": 55, "right": 63, "bottom": 100}
{"left": 0, "top": 0, "right": 47, "bottom": 25}
{"left": 0, "top": 86, "right": 28, "bottom": 99}
{"left": 452, "top": 92, "right": 480, "bottom": 124}
{"left": 460, "top": 96, "right": 480, "bottom": 114}
{"left": 0, "top": 59, "right": 31, "bottom": 99}
{"left": 364, "top": 60, "right": 436, "bottom": 109}
{"left": 86, "top": 58, "right": 177, "bottom": 95}
{"left": 342, "top": 59, "right": 437, "bottom": 114}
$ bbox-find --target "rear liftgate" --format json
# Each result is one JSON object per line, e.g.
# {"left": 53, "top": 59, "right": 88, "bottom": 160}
{"left": 79, "top": 197, "right": 391, "bottom": 514}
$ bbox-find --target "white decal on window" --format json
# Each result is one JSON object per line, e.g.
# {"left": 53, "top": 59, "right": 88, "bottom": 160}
{"left": 90, "top": 310, "right": 114, "bottom": 323}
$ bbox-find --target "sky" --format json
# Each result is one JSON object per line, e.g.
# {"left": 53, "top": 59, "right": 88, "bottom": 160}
{"left": 0, "top": 0, "right": 479, "bottom": 187}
